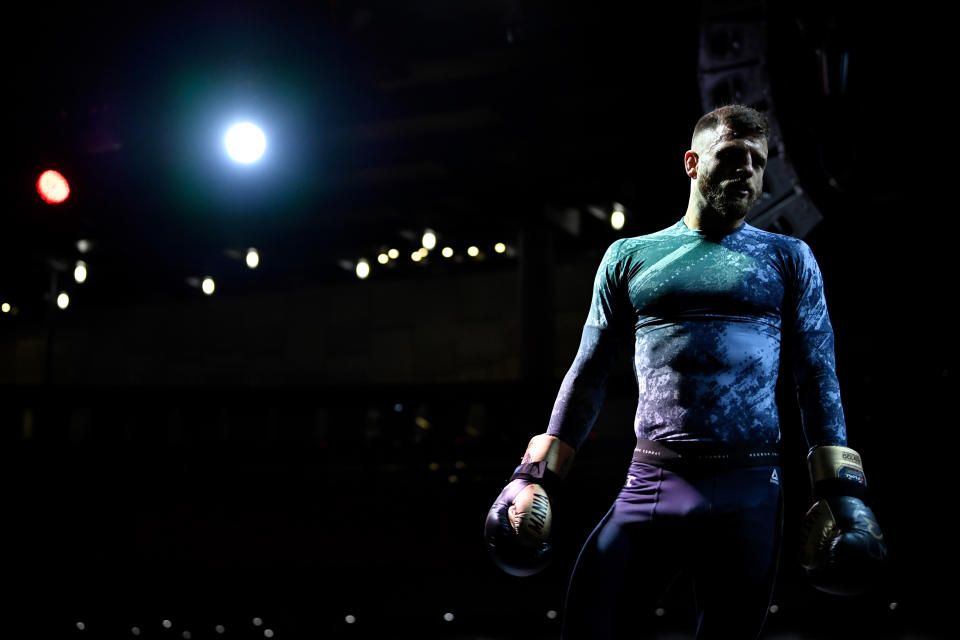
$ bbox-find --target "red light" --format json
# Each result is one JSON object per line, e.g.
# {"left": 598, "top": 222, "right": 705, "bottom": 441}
{"left": 37, "top": 169, "right": 70, "bottom": 204}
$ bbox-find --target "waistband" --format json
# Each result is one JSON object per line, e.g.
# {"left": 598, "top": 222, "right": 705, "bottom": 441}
{"left": 632, "top": 438, "right": 780, "bottom": 470}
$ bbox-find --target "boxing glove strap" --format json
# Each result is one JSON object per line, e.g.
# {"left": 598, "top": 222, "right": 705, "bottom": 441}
{"left": 808, "top": 445, "right": 868, "bottom": 499}
{"left": 509, "top": 461, "right": 563, "bottom": 494}
{"left": 632, "top": 438, "right": 779, "bottom": 470}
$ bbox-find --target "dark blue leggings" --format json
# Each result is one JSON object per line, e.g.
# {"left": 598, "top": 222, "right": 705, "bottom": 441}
{"left": 561, "top": 462, "right": 783, "bottom": 639}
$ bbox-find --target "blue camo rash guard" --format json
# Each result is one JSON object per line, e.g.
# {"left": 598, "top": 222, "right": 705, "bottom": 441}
{"left": 546, "top": 217, "right": 847, "bottom": 450}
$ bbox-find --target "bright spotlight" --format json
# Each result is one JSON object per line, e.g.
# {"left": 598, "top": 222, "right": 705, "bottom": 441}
{"left": 422, "top": 230, "right": 437, "bottom": 250}
{"left": 345, "top": 615, "right": 356, "bottom": 624}
{"left": 37, "top": 169, "right": 70, "bottom": 204}
{"left": 494, "top": 242, "right": 506, "bottom": 253}
{"left": 377, "top": 253, "right": 389, "bottom": 264}
{"left": 387, "top": 248, "right": 399, "bottom": 260}
{"left": 356, "top": 259, "right": 370, "bottom": 279}
{"left": 467, "top": 246, "right": 479, "bottom": 257}
{"left": 441, "top": 247, "right": 453, "bottom": 258}
{"left": 202, "top": 278, "right": 215, "bottom": 295}
{"left": 611, "top": 209, "right": 626, "bottom": 230}
{"left": 57, "top": 292, "right": 70, "bottom": 309}
{"left": 74, "top": 260, "right": 87, "bottom": 283}
{"left": 1, "top": 303, "right": 10, "bottom": 313}
{"left": 245, "top": 248, "right": 259, "bottom": 269}
{"left": 224, "top": 122, "right": 266, "bottom": 163}
{"left": 443, "top": 612, "right": 455, "bottom": 622}
{"left": 411, "top": 251, "right": 423, "bottom": 263}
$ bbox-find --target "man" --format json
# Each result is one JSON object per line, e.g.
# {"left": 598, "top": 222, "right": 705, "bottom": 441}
{"left": 485, "top": 104, "right": 886, "bottom": 638}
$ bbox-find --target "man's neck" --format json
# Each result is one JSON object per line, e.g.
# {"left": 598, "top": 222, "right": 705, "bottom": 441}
{"left": 683, "top": 207, "right": 746, "bottom": 234}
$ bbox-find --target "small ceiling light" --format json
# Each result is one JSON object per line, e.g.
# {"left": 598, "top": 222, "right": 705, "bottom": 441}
{"left": 388, "top": 248, "right": 399, "bottom": 260}
{"left": 74, "top": 260, "right": 88, "bottom": 283}
{"left": 377, "top": 253, "right": 389, "bottom": 264}
{"left": 356, "top": 259, "right": 370, "bottom": 279}
{"left": 411, "top": 251, "right": 423, "bottom": 263}
{"left": 202, "top": 278, "right": 215, "bottom": 295}
{"left": 441, "top": 247, "right": 454, "bottom": 258}
{"left": 494, "top": 243, "right": 506, "bottom": 253}
{"left": 1, "top": 303, "right": 10, "bottom": 313}
{"left": 245, "top": 248, "right": 259, "bottom": 269}
{"left": 57, "top": 292, "right": 70, "bottom": 309}
{"left": 422, "top": 230, "right": 437, "bottom": 250}
{"left": 611, "top": 208, "right": 626, "bottom": 230}
{"left": 467, "top": 246, "right": 479, "bottom": 257}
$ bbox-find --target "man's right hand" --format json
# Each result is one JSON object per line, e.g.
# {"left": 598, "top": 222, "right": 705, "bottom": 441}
{"left": 483, "top": 434, "right": 576, "bottom": 577}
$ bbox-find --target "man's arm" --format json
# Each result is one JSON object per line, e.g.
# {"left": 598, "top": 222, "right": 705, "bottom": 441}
{"left": 484, "top": 240, "right": 629, "bottom": 576}
{"left": 788, "top": 241, "right": 847, "bottom": 448}
{"left": 788, "top": 241, "right": 887, "bottom": 595}
{"left": 545, "top": 324, "right": 626, "bottom": 451}
{"left": 546, "top": 239, "right": 631, "bottom": 451}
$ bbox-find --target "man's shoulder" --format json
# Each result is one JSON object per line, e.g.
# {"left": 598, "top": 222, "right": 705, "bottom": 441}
{"left": 610, "top": 221, "right": 687, "bottom": 255}
{"left": 740, "top": 223, "right": 813, "bottom": 258}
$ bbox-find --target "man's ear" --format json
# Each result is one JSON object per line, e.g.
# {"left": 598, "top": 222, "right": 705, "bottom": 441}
{"left": 684, "top": 151, "right": 698, "bottom": 179}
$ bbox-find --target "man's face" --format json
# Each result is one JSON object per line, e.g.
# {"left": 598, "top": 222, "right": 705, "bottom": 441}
{"left": 695, "top": 126, "right": 768, "bottom": 221}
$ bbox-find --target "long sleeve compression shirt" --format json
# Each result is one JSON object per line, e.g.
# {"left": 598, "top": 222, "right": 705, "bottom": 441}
{"left": 546, "top": 217, "right": 847, "bottom": 450}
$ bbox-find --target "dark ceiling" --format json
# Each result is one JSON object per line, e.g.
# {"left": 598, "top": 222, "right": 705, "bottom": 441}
{"left": 4, "top": 1, "right": 934, "bottom": 318}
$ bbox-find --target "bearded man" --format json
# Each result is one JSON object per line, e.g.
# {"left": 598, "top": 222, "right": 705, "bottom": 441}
{"left": 485, "top": 104, "right": 886, "bottom": 639}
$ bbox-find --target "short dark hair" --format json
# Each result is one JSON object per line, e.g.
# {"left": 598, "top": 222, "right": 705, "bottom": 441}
{"left": 692, "top": 104, "right": 770, "bottom": 146}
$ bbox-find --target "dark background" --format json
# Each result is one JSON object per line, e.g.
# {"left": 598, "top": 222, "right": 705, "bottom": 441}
{"left": 2, "top": 1, "right": 949, "bottom": 638}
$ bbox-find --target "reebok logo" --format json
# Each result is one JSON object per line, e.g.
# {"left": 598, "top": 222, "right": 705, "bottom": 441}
{"left": 770, "top": 469, "right": 780, "bottom": 485}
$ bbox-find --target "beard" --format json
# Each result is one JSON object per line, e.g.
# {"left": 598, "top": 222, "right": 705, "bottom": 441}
{"left": 698, "top": 172, "right": 761, "bottom": 222}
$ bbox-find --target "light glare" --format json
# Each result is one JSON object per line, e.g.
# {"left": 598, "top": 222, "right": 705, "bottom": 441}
{"left": 494, "top": 242, "right": 506, "bottom": 253}
{"left": 387, "top": 248, "right": 399, "bottom": 259}
{"left": 2, "top": 303, "right": 11, "bottom": 313}
{"left": 377, "top": 253, "right": 389, "bottom": 264}
{"left": 57, "top": 292, "right": 70, "bottom": 309}
{"left": 611, "top": 209, "right": 626, "bottom": 230}
{"left": 202, "top": 278, "right": 215, "bottom": 295}
{"left": 74, "top": 261, "right": 87, "bottom": 283}
{"left": 441, "top": 247, "right": 453, "bottom": 258}
{"left": 225, "top": 122, "right": 266, "bottom": 163}
{"left": 422, "top": 230, "right": 437, "bottom": 250}
{"left": 246, "top": 248, "right": 259, "bottom": 269}
{"left": 356, "top": 259, "right": 370, "bottom": 279}
{"left": 37, "top": 170, "right": 70, "bottom": 204}
{"left": 467, "top": 246, "right": 479, "bottom": 257}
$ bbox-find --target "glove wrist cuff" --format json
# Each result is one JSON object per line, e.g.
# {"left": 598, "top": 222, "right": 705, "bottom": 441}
{"left": 509, "top": 461, "right": 563, "bottom": 494}
{"left": 808, "top": 445, "right": 868, "bottom": 499}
